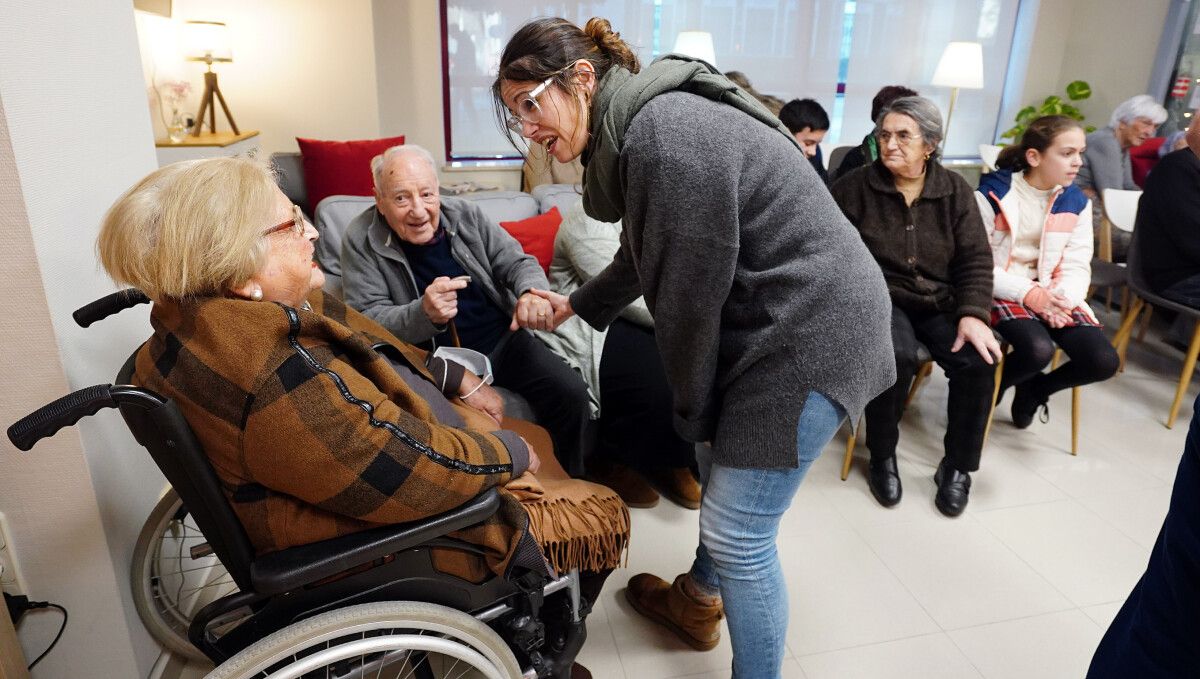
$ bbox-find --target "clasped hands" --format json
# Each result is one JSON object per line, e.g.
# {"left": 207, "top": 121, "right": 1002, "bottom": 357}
{"left": 1023, "top": 286, "right": 1075, "bottom": 329}
{"left": 421, "top": 277, "right": 571, "bottom": 334}
{"left": 510, "top": 288, "right": 574, "bottom": 332}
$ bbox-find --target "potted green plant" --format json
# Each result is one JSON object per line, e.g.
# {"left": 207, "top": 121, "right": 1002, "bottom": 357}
{"left": 1001, "top": 80, "right": 1095, "bottom": 142}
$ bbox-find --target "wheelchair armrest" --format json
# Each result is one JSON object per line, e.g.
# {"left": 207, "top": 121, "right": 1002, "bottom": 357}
{"left": 249, "top": 488, "right": 502, "bottom": 595}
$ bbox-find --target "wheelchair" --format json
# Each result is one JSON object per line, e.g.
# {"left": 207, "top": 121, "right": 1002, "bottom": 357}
{"left": 7, "top": 289, "right": 589, "bottom": 678}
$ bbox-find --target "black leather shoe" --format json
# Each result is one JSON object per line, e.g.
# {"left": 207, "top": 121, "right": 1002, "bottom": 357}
{"left": 934, "top": 459, "right": 971, "bottom": 517}
{"left": 1011, "top": 382, "right": 1049, "bottom": 429}
{"left": 867, "top": 456, "right": 902, "bottom": 507}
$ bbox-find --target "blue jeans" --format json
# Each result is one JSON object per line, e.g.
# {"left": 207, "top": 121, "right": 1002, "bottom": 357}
{"left": 690, "top": 391, "right": 845, "bottom": 679}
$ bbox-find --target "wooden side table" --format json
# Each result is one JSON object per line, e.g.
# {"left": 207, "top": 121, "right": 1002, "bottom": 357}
{"left": 155, "top": 130, "right": 261, "bottom": 167}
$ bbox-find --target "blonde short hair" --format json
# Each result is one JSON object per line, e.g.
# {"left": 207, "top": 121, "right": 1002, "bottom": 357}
{"left": 97, "top": 157, "right": 277, "bottom": 301}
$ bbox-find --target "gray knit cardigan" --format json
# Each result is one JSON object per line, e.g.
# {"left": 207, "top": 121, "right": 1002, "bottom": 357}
{"left": 571, "top": 89, "right": 896, "bottom": 469}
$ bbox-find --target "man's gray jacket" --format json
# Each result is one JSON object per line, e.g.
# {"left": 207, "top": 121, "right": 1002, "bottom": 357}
{"left": 340, "top": 197, "right": 548, "bottom": 345}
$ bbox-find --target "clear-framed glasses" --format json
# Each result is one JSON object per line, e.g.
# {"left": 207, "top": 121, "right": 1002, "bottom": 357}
{"left": 877, "top": 130, "right": 918, "bottom": 147}
{"left": 263, "top": 204, "right": 307, "bottom": 238}
{"left": 504, "top": 77, "right": 555, "bottom": 133}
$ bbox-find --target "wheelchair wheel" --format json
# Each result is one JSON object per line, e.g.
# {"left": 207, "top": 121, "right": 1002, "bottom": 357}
{"left": 204, "top": 601, "right": 523, "bottom": 679}
{"left": 132, "top": 489, "right": 240, "bottom": 662}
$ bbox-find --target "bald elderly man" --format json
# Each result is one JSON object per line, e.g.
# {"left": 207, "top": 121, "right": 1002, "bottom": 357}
{"left": 341, "top": 144, "right": 592, "bottom": 475}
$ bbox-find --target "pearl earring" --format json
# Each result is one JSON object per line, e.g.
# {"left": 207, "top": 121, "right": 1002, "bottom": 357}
{"left": 251, "top": 288, "right": 263, "bottom": 301}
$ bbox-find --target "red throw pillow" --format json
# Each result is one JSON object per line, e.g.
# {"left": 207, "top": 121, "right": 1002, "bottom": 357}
{"left": 500, "top": 207, "right": 563, "bottom": 274}
{"left": 296, "top": 135, "right": 406, "bottom": 210}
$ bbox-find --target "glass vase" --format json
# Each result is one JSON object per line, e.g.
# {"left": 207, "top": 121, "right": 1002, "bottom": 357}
{"left": 167, "top": 110, "right": 188, "bottom": 143}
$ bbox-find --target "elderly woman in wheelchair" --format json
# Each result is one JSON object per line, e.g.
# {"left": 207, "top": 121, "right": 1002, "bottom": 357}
{"left": 84, "top": 156, "right": 626, "bottom": 678}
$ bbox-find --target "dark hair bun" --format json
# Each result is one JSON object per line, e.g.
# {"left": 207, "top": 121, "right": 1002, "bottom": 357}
{"left": 583, "top": 17, "right": 640, "bottom": 74}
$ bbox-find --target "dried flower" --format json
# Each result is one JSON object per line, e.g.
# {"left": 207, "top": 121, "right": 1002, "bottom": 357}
{"left": 160, "top": 80, "right": 192, "bottom": 108}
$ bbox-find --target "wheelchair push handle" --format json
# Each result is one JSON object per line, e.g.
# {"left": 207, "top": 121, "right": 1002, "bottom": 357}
{"left": 73, "top": 288, "right": 151, "bottom": 328}
{"left": 7, "top": 384, "right": 117, "bottom": 451}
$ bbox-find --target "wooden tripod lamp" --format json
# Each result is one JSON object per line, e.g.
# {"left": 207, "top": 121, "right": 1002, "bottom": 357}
{"left": 184, "top": 20, "right": 239, "bottom": 136}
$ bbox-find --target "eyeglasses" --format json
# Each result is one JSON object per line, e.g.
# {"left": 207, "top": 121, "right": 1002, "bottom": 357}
{"left": 877, "top": 130, "right": 918, "bottom": 147}
{"left": 263, "top": 205, "right": 308, "bottom": 238}
{"left": 504, "top": 77, "right": 556, "bottom": 133}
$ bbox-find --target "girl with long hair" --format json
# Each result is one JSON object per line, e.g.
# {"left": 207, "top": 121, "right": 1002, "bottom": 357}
{"left": 976, "top": 115, "right": 1119, "bottom": 427}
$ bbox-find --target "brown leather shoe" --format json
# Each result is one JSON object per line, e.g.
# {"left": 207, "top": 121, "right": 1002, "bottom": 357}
{"left": 587, "top": 462, "right": 659, "bottom": 508}
{"left": 570, "top": 663, "right": 592, "bottom": 679}
{"left": 651, "top": 467, "right": 702, "bottom": 509}
{"left": 625, "top": 573, "right": 723, "bottom": 651}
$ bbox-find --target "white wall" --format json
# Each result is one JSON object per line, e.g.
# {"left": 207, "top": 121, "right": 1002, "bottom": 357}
{"left": 1059, "top": 0, "right": 1172, "bottom": 125}
{"left": 0, "top": 1, "right": 166, "bottom": 675}
{"left": 139, "top": 0, "right": 381, "bottom": 154}
{"left": 1000, "top": 0, "right": 1171, "bottom": 140}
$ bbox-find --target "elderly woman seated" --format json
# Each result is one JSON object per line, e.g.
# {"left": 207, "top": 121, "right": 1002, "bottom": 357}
{"left": 95, "top": 158, "right": 628, "bottom": 668}
{"left": 1075, "top": 94, "right": 1168, "bottom": 261}
{"left": 831, "top": 96, "right": 1001, "bottom": 517}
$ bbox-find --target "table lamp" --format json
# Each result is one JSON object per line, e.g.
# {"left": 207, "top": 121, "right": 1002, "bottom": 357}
{"left": 673, "top": 31, "right": 716, "bottom": 68}
{"left": 931, "top": 41, "right": 984, "bottom": 154}
{"left": 184, "top": 20, "right": 239, "bottom": 136}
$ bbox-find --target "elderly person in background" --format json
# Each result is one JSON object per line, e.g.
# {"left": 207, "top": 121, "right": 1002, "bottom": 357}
{"left": 537, "top": 202, "right": 701, "bottom": 509}
{"left": 831, "top": 96, "right": 1000, "bottom": 516}
{"left": 1076, "top": 94, "right": 1167, "bottom": 261}
{"left": 835, "top": 84, "right": 919, "bottom": 178}
{"left": 340, "top": 144, "right": 593, "bottom": 476}
{"left": 94, "top": 159, "right": 628, "bottom": 661}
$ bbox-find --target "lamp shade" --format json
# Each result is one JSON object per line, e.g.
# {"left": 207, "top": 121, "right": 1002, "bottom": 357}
{"left": 673, "top": 31, "right": 716, "bottom": 67}
{"left": 183, "top": 20, "right": 232, "bottom": 63}
{"left": 931, "top": 41, "right": 983, "bottom": 89}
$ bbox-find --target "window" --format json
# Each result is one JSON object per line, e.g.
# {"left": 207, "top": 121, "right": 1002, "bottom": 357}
{"left": 441, "top": 0, "right": 1020, "bottom": 160}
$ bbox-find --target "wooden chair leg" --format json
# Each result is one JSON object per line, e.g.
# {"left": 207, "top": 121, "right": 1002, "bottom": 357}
{"left": 1071, "top": 387, "right": 1080, "bottom": 455}
{"left": 1136, "top": 305, "right": 1153, "bottom": 344}
{"left": 904, "top": 361, "right": 933, "bottom": 409}
{"left": 1112, "top": 297, "right": 1146, "bottom": 372}
{"left": 1105, "top": 286, "right": 1114, "bottom": 313}
{"left": 1167, "top": 320, "right": 1200, "bottom": 429}
{"left": 1051, "top": 348, "right": 1063, "bottom": 371}
{"left": 983, "top": 354, "right": 1005, "bottom": 446}
{"left": 841, "top": 421, "right": 858, "bottom": 481}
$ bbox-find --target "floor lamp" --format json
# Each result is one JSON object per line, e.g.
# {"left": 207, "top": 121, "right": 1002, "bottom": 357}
{"left": 184, "top": 20, "right": 240, "bottom": 136}
{"left": 932, "top": 42, "right": 984, "bottom": 155}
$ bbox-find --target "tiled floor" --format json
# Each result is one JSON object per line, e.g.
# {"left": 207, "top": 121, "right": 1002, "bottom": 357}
{"left": 175, "top": 312, "right": 1194, "bottom": 679}
{"left": 572, "top": 312, "right": 1191, "bottom": 679}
